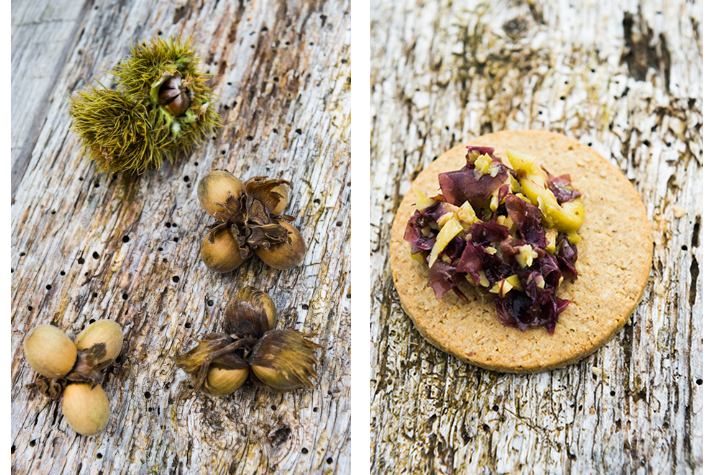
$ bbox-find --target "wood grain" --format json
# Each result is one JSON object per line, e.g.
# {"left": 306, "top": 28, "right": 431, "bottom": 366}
{"left": 11, "top": 0, "right": 351, "bottom": 474}
{"left": 370, "top": 0, "right": 702, "bottom": 473}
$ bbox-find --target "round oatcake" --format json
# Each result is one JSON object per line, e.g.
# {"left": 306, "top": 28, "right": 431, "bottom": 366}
{"left": 390, "top": 130, "right": 653, "bottom": 373}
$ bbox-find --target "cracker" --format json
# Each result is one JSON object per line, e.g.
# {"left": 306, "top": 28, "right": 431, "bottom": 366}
{"left": 389, "top": 131, "right": 652, "bottom": 373}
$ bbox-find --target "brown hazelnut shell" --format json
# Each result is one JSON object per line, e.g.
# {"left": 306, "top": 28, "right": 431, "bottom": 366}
{"left": 254, "top": 221, "right": 306, "bottom": 270}
{"left": 198, "top": 170, "right": 247, "bottom": 219}
{"left": 201, "top": 229, "right": 246, "bottom": 273}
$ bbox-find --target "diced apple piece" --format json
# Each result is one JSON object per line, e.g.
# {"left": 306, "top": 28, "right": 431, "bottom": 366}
{"left": 545, "top": 228, "right": 558, "bottom": 253}
{"left": 474, "top": 154, "right": 492, "bottom": 175}
{"left": 515, "top": 244, "right": 538, "bottom": 269}
{"left": 477, "top": 271, "right": 490, "bottom": 287}
{"left": 505, "top": 275, "right": 523, "bottom": 291}
{"left": 456, "top": 201, "right": 478, "bottom": 225}
{"left": 414, "top": 188, "right": 436, "bottom": 211}
{"left": 411, "top": 252, "right": 426, "bottom": 265}
{"left": 428, "top": 218, "right": 464, "bottom": 268}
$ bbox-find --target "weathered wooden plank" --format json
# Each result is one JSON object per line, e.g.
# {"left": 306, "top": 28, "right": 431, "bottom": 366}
{"left": 11, "top": 0, "right": 351, "bottom": 474}
{"left": 370, "top": 0, "right": 701, "bottom": 473}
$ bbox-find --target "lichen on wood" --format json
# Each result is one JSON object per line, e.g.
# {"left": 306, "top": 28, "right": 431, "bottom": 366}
{"left": 370, "top": 0, "right": 702, "bottom": 473}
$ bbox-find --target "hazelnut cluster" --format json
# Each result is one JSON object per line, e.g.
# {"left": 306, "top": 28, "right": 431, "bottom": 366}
{"left": 197, "top": 170, "right": 307, "bottom": 272}
{"left": 23, "top": 321, "right": 124, "bottom": 436}
{"left": 175, "top": 287, "right": 320, "bottom": 395}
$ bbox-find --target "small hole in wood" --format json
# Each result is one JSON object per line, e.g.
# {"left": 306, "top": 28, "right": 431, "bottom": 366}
{"left": 336, "top": 221, "right": 342, "bottom": 227}
{"left": 78, "top": 258, "right": 85, "bottom": 264}
{"left": 221, "top": 150, "right": 226, "bottom": 155}
{"left": 682, "top": 245, "right": 688, "bottom": 250}
{"left": 610, "top": 390, "right": 616, "bottom": 396}
{"left": 84, "top": 272, "right": 89, "bottom": 276}
{"left": 313, "top": 407, "right": 318, "bottom": 412}
{"left": 326, "top": 457, "right": 333, "bottom": 464}
{"left": 89, "top": 319, "right": 95, "bottom": 324}
{"left": 173, "top": 237, "right": 179, "bottom": 243}
{"left": 122, "top": 236, "right": 130, "bottom": 243}
{"left": 165, "top": 223, "right": 171, "bottom": 228}
{"left": 296, "top": 129, "right": 302, "bottom": 135}
{"left": 246, "top": 136, "right": 254, "bottom": 141}
{"left": 492, "top": 405, "right": 499, "bottom": 412}
{"left": 271, "top": 405, "right": 277, "bottom": 410}
{"left": 19, "top": 252, "right": 25, "bottom": 257}
{"left": 162, "top": 258, "right": 168, "bottom": 263}
{"left": 158, "top": 247, "right": 163, "bottom": 252}
{"left": 51, "top": 211, "right": 56, "bottom": 215}
{"left": 94, "top": 182, "right": 100, "bottom": 188}
{"left": 185, "top": 322, "right": 191, "bottom": 329}
{"left": 697, "top": 379, "right": 703, "bottom": 385}
{"left": 97, "top": 453, "right": 103, "bottom": 459}
{"left": 183, "top": 176, "right": 190, "bottom": 182}
{"left": 301, "top": 448, "right": 308, "bottom": 454}
{"left": 29, "top": 440, "right": 36, "bottom": 447}
{"left": 207, "top": 300, "right": 214, "bottom": 306}
{"left": 302, "top": 304, "right": 309, "bottom": 310}
{"left": 92, "top": 292, "right": 98, "bottom": 298}
{"left": 482, "top": 424, "right": 489, "bottom": 432}
{"left": 122, "top": 293, "right": 128, "bottom": 300}
{"left": 28, "top": 306, "right": 33, "bottom": 311}
{"left": 60, "top": 271, "right": 65, "bottom": 276}
{"left": 92, "top": 252, "right": 100, "bottom": 259}
{"left": 46, "top": 285, "right": 52, "bottom": 290}
{"left": 172, "top": 276, "right": 180, "bottom": 283}
{"left": 314, "top": 199, "right": 321, "bottom": 204}
{"left": 145, "top": 391, "right": 151, "bottom": 399}
{"left": 11, "top": 445, "right": 15, "bottom": 454}
{"left": 79, "top": 177, "right": 84, "bottom": 181}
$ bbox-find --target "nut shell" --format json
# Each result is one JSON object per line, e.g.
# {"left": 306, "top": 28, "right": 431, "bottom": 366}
{"left": 24, "top": 325, "right": 77, "bottom": 379}
{"left": 198, "top": 170, "right": 246, "bottom": 218}
{"left": 201, "top": 229, "right": 246, "bottom": 273}
{"left": 74, "top": 320, "right": 123, "bottom": 365}
{"left": 204, "top": 366, "right": 249, "bottom": 396}
{"left": 62, "top": 383, "right": 110, "bottom": 436}
{"left": 271, "top": 183, "right": 291, "bottom": 215}
{"left": 223, "top": 287, "right": 278, "bottom": 337}
{"left": 254, "top": 221, "right": 306, "bottom": 270}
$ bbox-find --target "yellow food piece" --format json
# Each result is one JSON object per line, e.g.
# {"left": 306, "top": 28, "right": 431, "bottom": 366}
{"left": 505, "top": 275, "right": 523, "bottom": 291}
{"left": 474, "top": 154, "right": 492, "bottom": 175}
{"left": 414, "top": 188, "right": 436, "bottom": 211}
{"left": 515, "top": 244, "right": 538, "bottom": 269}
{"left": 507, "top": 148, "right": 584, "bottom": 235}
{"left": 545, "top": 228, "right": 558, "bottom": 253}
{"left": 428, "top": 218, "right": 463, "bottom": 268}
{"left": 457, "top": 201, "right": 478, "bottom": 225}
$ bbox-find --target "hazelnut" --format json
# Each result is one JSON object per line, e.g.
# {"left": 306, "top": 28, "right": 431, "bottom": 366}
{"left": 74, "top": 320, "right": 123, "bottom": 365}
{"left": 198, "top": 170, "right": 246, "bottom": 218}
{"left": 204, "top": 366, "right": 249, "bottom": 396}
{"left": 254, "top": 221, "right": 306, "bottom": 270}
{"left": 62, "top": 383, "right": 110, "bottom": 436}
{"left": 223, "top": 286, "right": 278, "bottom": 338}
{"left": 200, "top": 229, "right": 246, "bottom": 273}
{"left": 23, "top": 325, "right": 77, "bottom": 379}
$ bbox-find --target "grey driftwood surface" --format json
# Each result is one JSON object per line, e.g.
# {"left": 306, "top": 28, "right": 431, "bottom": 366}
{"left": 11, "top": 0, "right": 351, "bottom": 474}
{"left": 370, "top": 0, "right": 701, "bottom": 474}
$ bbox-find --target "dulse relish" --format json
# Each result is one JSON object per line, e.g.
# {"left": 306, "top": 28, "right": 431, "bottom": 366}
{"left": 404, "top": 146, "right": 584, "bottom": 333}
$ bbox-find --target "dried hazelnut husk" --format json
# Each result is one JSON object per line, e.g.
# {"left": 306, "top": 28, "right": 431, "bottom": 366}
{"left": 244, "top": 176, "right": 292, "bottom": 215}
{"left": 158, "top": 71, "right": 192, "bottom": 116}
{"left": 198, "top": 170, "right": 247, "bottom": 219}
{"left": 201, "top": 228, "right": 246, "bottom": 273}
{"left": 223, "top": 286, "right": 278, "bottom": 338}
{"left": 254, "top": 221, "right": 307, "bottom": 270}
{"left": 74, "top": 320, "right": 124, "bottom": 364}
{"left": 23, "top": 325, "right": 77, "bottom": 379}
{"left": 62, "top": 383, "right": 111, "bottom": 436}
{"left": 248, "top": 329, "right": 321, "bottom": 392}
{"left": 175, "top": 333, "right": 253, "bottom": 396}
